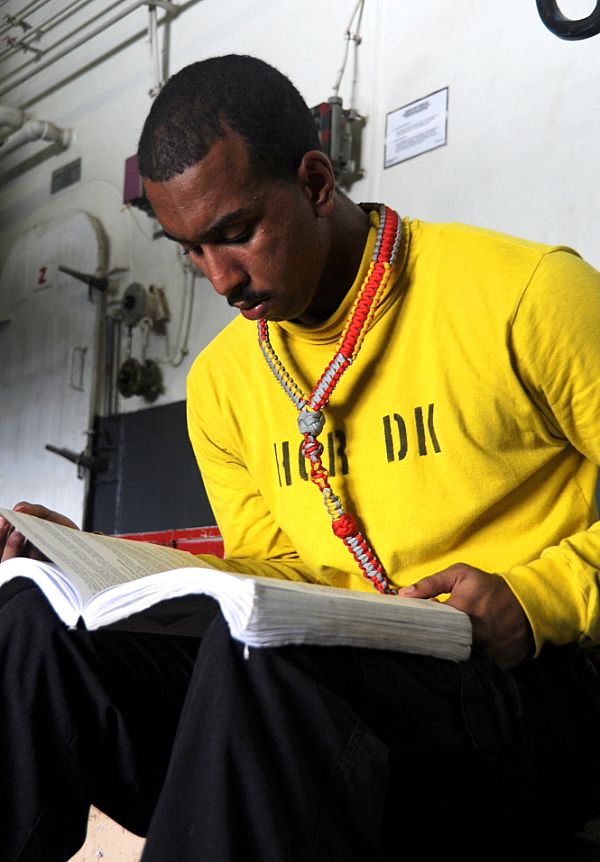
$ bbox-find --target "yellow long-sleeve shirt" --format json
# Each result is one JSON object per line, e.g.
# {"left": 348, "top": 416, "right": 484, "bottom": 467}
{"left": 187, "top": 210, "right": 600, "bottom": 654}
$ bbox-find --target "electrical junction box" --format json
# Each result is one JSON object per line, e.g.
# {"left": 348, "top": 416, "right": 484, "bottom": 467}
{"left": 311, "top": 97, "right": 365, "bottom": 188}
{"left": 123, "top": 154, "right": 153, "bottom": 214}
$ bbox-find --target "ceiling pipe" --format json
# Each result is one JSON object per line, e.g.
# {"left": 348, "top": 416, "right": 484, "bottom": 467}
{"left": 0, "top": 0, "right": 179, "bottom": 98}
{"left": 0, "top": 0, "right": 53, "bottom": 38}
{"left": 0, "top": 103, "right": 27, "bottom": 142}
{"left": 0, "top": 0, "right": 99, "bottom": 64}
{"left": 0, "top": 104, "right": 26, "bottom": 128}
{"left": 0, "top": 117, "right": 71, "bottom": 157}
{"left": 148, "top": 2, "right": 161, "bottom": 97}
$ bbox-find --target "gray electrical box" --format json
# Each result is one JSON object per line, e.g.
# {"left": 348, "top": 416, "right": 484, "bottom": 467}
{"left": 311, "top": 97, "right": 365, "bottom": 188}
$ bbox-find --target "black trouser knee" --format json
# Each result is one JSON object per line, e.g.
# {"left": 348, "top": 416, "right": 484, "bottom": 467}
{"left": 0, "top": 578, "right": 199, "bottom": 862}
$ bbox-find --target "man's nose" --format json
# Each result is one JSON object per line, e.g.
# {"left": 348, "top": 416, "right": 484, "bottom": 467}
{"left": 195, "top": 247, "right": 247, "bottom": 298}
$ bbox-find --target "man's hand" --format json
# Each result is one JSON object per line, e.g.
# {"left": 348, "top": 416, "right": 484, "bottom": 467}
{"left": 0, "top": 502, "right": 78, "bottom": 563}
{"left": 397, "top": 563, "right": 533, "bottom": 670}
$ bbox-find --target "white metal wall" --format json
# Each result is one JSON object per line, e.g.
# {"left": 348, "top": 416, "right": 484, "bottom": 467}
{"left": 0, "top": 0, "right": 598, "bottom": 521}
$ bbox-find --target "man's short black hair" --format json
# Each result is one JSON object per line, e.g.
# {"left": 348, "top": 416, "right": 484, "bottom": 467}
{"left": 138, "top": 54, "right": 321, "bottom": 182}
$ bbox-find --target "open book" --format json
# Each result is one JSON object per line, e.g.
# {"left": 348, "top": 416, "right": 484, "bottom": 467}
{"left": 0, "top": 508, "right": 472, "bottom": 661}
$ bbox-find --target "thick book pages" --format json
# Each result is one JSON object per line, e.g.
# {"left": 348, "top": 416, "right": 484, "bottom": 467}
{"left": 0, "top": 509, "right": 472, "bottom": 661}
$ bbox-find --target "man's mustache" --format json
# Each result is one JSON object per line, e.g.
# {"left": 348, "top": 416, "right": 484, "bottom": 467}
{"left": 227, "top": 282, "right": 270, "bottom": 308}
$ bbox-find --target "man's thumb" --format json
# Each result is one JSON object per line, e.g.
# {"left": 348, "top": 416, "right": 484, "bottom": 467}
{"left": 397, "top": 566, "right": 463, "bottom": 599}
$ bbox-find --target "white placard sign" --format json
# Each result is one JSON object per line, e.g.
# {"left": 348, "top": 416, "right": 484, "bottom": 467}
{"left": 385, "top": 87, "right": 448, "bottom": 168}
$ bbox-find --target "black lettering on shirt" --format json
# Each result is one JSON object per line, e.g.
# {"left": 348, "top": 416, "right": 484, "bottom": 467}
{"left": 382, "top": 404, "right": 441, "bottom": 462}
{"left": 383, "top": 414, "right": 408, "bottom": 461}
{"left": 274, "top": 440, "right": 292, "bottom": 486}
{"left": 298, "top": 441, "right": 308, "bottom": 481}
{"left": 275, "top": 429, "right": 349, "bottom": 487}
{"left": 426, "top": 403, "right": 441, "bottom": 453}
{"left": 330, "top": 429, "right": 349, "bottom": 476}
{"left": 414, "top": 406, "right": 427, "bottom": 456}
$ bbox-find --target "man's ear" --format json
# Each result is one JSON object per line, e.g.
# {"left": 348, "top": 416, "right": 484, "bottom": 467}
{"left": 297, "top": 150, "right": 335, "bottom": 216}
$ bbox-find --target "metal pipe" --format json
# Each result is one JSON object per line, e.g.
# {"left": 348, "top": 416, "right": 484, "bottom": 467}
{"left": 0, "top": 104, "right": 25, "bottom": 128}
{"left": 0, "top": 0, "right": 98, "bottom": 64}
{"left": 0, "top": 0, "right": 134, "bottom": 90}
{"left": 1, "top": 0, "right": 61, "bottom": 45}
{"left": 148, "top": 2, "right": 162, "bottom": 97}
{"left": 0, "top": 103, "right": 26, "bottom": 142}
{"left": 146, "top": 1, "right": 178, "bottom": 12}
{"left": 0, "top": 1, "right": 177, "bottom": 99}
{"left": 0, "top": 0, "right": 54, "bottom": 38}
{"left": 0, "top": 118, "right": 71, "bottom": 156}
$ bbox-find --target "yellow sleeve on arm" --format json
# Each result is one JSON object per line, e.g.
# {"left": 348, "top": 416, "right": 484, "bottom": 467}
{"left": 501, "top": 249, "right": 600, "bottom": 653}
{"left": 186, "top": 377, "right": 311, "bottom": 583}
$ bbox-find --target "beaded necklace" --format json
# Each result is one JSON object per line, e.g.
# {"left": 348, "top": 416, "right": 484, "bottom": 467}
{"left": 258, "top": 204, "right": 401, "bottom": 595}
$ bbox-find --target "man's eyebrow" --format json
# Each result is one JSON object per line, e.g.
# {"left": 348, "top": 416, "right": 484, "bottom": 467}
{"left": 162, "top": 208, "right": 253, "bottom": 245}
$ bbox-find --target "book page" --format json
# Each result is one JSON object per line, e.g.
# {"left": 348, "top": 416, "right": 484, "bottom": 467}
{"left": 0, "top": 509, "right": 210, "bottom": 601}
{"left": 87, "top": 567, "right": 471, "bottom": 660}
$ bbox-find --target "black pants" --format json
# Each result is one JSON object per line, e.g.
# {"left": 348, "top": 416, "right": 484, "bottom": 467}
{"left": 3, "top": 577, "right": 600, "bottom": 862}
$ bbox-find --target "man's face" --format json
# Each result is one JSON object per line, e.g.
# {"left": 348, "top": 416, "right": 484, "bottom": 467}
{"left": 143, "top": 132, "right": 332, "bottom": 324}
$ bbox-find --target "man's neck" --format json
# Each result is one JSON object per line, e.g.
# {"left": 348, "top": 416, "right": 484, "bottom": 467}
{"left": 296, "top": 193, "right": 371, "bottom": 325}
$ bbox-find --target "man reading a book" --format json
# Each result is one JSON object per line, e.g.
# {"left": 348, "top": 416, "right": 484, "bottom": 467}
{"left": 2, "top": 54, "right": 600, "bottom": 861}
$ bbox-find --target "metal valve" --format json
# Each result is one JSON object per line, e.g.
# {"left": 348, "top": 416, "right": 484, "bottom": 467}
{"left": 117, "top": 357, "right": 163, "bottom": 402}
{"left": 121, "top": 283, "right": 170, "bottom": 328}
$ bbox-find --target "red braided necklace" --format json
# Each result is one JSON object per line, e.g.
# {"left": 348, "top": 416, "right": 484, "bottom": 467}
{"left": 258, "top": 204, "right": 401, "bottom": 594}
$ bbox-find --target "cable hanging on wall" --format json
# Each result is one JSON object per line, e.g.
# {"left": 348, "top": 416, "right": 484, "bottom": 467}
{"left": 536, "top": 0, "right": 600, "bottom": 40}
{"left": 332, "top": 0, "right": 366, "bottom": 104}
{"left": 311, "top": 0, "right": 366, "bottom": 189}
